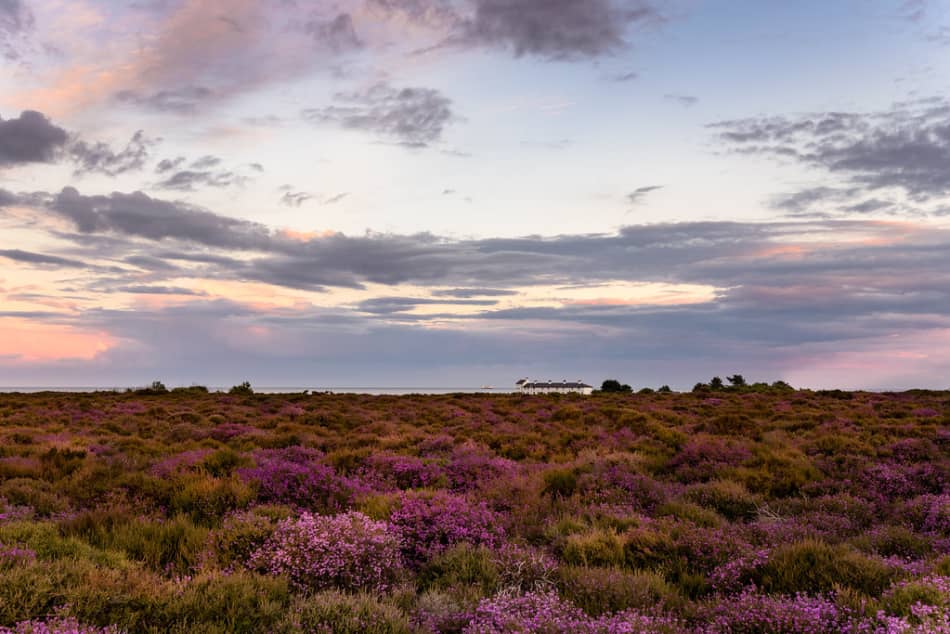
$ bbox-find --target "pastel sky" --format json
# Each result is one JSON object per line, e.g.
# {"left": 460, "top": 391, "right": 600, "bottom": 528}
{"left": 2, "top": 0, "right": 950, "bottom": 389}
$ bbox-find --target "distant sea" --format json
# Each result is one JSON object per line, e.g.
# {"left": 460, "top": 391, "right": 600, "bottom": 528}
{"left": 0, "top": 386, "right": 517, "bottom": 395}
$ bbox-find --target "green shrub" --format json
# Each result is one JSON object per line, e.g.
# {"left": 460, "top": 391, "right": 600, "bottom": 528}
{"left": 203, "top": 509, "right": 275, "bottom": 571}
{"left": 622, "top": 526, "right": 676, "bottom": 570}
{"left": 418, "top": 544, "right": 499, "bottom": 596}
{"left": 201, "top": 449, "right": 250, "bottom": 477}
{"left": 0, "top": 478, "right": 68, "bottom": 516}
{"left": 684, "top": 480, "right": 759, "bottom": 522}
{"left": 881, "top": 577, "right": 950, "bottom": 617}
{"left": 558, "top": 565, "right": 682, "bottom": 616}
{"left": 170, "top": 476, "right": 255, "bottom": 525}
{"left": 154, "top": 571, "right": 290, "bottom": 633}
{"left": 561, "top": 527, "right": 625, "bottom": 568}
{"left": 655, "top": 501, "right": 723, "bottom": 528}
{"left": 284, "top": 591, "right": 412, "bottom": 634}
{"left": 542, "top": 468, "right": 578, "bottom": 499}
{"left": 757, "top": 539, "right": 898, "bottom": 596}
{"left": 108, "top": 515, "right": 208, "bottom": 575}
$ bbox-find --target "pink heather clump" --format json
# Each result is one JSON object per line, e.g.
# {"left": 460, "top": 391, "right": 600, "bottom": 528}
{"left": 238, "top": 447, "right": 359, "bottom": 512}
{"left": 148, "top": 448, "right": 214, "bottom": 478}
{"left": 0, "top": 616, "right": 124, "bottom": 634}
{"left": 872, "top": 603, "right": 950, "bottom": 633}
{"left": 444, "top": 443, "right": 518, "bottom": 492}
{"left": 463, "top": 591, "right": 686, "bottom": 634}
{"left": 0, "top": 542, "right": 37, "bottom": 568}
{"left": 707, "top": 548, "right": 770, "bottom": 593}
{"left": 697, "top": 589, "right": 855, "bottom": 633}
{"left": 250, "top": 511, "right": 402, "bottom": 593}
{"left": 389, "top": 491, "right": 504, "bottom": 566}
{"left": 357, "top": 452, "right": 444, "bottom": 491}
{"left": 208, "top": 422, "right": 258, "bottom": 441}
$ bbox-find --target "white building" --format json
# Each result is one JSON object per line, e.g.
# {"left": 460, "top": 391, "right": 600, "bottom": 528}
{"left": 516, "top": 378, "right": 593, "bottom": 395}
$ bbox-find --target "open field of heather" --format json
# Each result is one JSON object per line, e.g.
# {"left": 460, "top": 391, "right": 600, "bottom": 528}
{"left": 0, "top": 388, "right": 947, "bottom": 633}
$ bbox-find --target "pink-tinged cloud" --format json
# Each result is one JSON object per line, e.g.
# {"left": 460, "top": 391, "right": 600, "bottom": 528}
{"left": 0, "top": 317, "right": 115, "bottom": 361}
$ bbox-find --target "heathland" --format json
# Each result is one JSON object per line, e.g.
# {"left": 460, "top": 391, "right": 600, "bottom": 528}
{"left": 0, "top": 388, "right": 947, "bottom": 633}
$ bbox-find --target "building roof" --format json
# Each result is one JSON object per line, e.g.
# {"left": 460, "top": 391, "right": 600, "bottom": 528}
{"left": 521, "top": 380, "right": 591, "bottom": 389}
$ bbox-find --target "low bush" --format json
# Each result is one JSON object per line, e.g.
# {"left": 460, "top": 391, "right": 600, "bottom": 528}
{"left": 251, "top": 511, "right": 402, "bottom": 593}
{"left": 285, "top": 591, "right": 412, "bottom": 634}
{"left": 757, "top": 539, "right": 898, "bottom": 596}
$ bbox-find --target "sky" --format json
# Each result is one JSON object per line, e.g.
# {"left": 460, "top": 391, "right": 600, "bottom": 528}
{"left": 1, "top": 0, "right": 950, "bottom": 389}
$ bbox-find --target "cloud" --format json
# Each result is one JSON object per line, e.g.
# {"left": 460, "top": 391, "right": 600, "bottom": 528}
{"left": 304, "top": 82, "right": 455, "bottom": 147}
{"left": 371, "top": 0, "right": 661, "bottom": 60}
{"left": 460, "top": 0, "right": 659, "bottom": 59}
{"left": 69, "top": 131, "right": 156, "bottom": 177}
{"left": 432, "top": 288, "right": 518, "bottom": 298}
{"left": 0, "top": 249, "right": 88, "bottom": 268}
{"left": 711, "top": 98, "right": 950, "bottom": 203}
{"left": 10, "top": 186, "right": 950, "bottom": 387}
{"left": 0, "top": 0, "right": 32, "bottom": 59}
{"left": 305, "top": 12, "right": 363, "bottom": 52}
{"left": 47, "top": 187, "right": 275, "bottom": 249}
{"left": 607, "top": 70, "right": 639, "bottom": 82}
{"left": 115, "top": 285, "right": 207, "bottom": 295}
{"left": 115, "top": 86, "right": 216, "bottom": 114}
{"left": 280, "top": 191, "right": 313, "bottom": 207}
{"left": 0, "top": 111, "right": 69, "bottom": 167}
{"left": 151, "top": 157, "right": 250, "bottom": 191}
{"left": 323, "top": 192, "right": 350, "bottom": 205}
{"left": 627, "top": 185, "right": 663, "bottom": 205}
{"left": 664, "top": 93, "right": 698, "bottom": 107}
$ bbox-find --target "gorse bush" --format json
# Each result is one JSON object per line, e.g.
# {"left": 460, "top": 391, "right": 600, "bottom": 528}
{"left": 251, "top": 511, "right": 402, "bottom": 593}
{"left": 0, "top": 390, "right": 947, "bottom": 631}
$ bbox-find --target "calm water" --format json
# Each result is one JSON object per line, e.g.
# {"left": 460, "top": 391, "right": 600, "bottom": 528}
{"left": 0, "top": 386, "right": 517, "bottom": 395}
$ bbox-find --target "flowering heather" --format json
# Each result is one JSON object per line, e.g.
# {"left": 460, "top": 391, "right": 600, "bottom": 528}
{"left": 250, "top": 511, "right": 402, "bottom": 592}
{"left": 0, "top": 617, "right": 123, "bottom": 634}
{"left": 357, "top": 452, "right": 444, "bottom": 491}
{"left": 696, "top": 589, "right": 857, "bottom": 633}
{"left": 463, "top": 591, "right": 685, "bottom": 634}
{"left": 237, "top": 447, "right": 359, "bottom": 511}
{"left": 389, "top": 491, "right": 504, "bottom": 566}
{"left": 0, "top": 543, "right": 36, "bottom": 568}
{"left": 0, "top": 389, "right": 946, "bottom": 631}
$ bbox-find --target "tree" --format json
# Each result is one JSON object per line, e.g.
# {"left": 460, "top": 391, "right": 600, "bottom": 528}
{"left": 229, "top": 381, "right": 254, "bottom": 395}
{"left": 600, "top": 379, "right": 632, "bottom": 393}
{"left": 657, "top": 385, "right": 672, "bottom": 393}
{"left": 727, "top": 374, "right": 747, "bottom": 388}
{"left": 709, "top": 376, "right": 724, "bottom": 390}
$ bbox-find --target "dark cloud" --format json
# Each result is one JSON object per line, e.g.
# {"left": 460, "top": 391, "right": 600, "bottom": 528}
{"left": 461, "top": 0, "right": 659, "bottom": 59}
{"left": 280, "top": 191, "right": 313, "bottom": 207}
{"left": 0, "top": 111, "right": 69, "bottom": 167}
{"left": 372, "top": 0, "right": 660, "bottom": 60}
{"left": 303, "top": 82, "right": 455, "bottom": 147}
{"left": 156, "top": 157, "right": 186, "bottom": 173}
{"left": 306, "top": 12, "right": 363, "bottom": 52}
{"left": 189, "top": 155, "right": 221, "bottom": 169}
{"left": 115, "top": 86, "right": 216, "bottom": 114}
{"left": 0, "top": 0, "right": 32, "bottom": 59}
{"left": 0, "top": 248, "right": 88, "bottom": 268}
{"left": 48, "top": 187, "right": 274, "bottom": 249}
{"left": 626, "top": 185, "right": 663, "bottom": 205}
{"left": 711, "top": 99, "right": 950, "bottom": 201}
{"left": 70, "top": 130, "right": 156, "bottom": 176}
{"left": 154, "top": 169, "right": 247, "bottom": 191}
{"left": 664, "top": 93, "right": 698, "bottom": 107}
